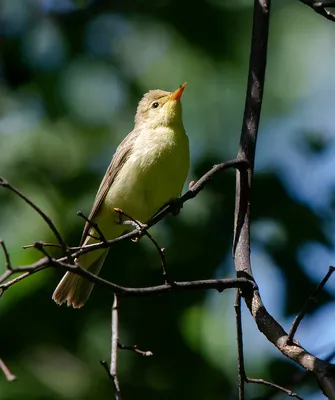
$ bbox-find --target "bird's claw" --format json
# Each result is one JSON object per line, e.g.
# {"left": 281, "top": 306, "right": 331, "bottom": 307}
{"left": 114, "top": 209, "right": 147, "bottom": 242}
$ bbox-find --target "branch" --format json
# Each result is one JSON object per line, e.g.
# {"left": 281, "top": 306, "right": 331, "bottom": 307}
{"left": 287, "top": 266, "right": 335, "bottom": 345}
{"left": 0, "top": 257, "right": 48, "bottom": 296}
{"left": 234, "top": 290, "right": 303, "bottom": 399}
{"left": 147, "top": 158, "right": 247, "bottom": 228}
{"left": 235, "top": 290, "right": 246, "bottom": 400}
{"left": 1, "top": 159, "right": 244, "bottom": 268}
{"left": 117, "top": 343, "right": 153, "bottom": 357}
{"left": 110, "top": 295, "right": 122, "bottom": 399}
{"left": 0, "top": 240, "right": 12, "bottom": 271}
{"left": 232, "top": 0, "right": 335, "bottom": 397}
{"left": 299, "top": 1, "right": 335, "bottom": 22}
{"left": 0, "top": 177, "right": 72, "bottom": 264}
{"left": 0, "top": 158, "right": 247, "bottom": 296}
{"left": 0, "top": 254, "right": 255, "bottom": 296}
{"left": 246, "top": 378, "right": 303, "bottom": 399}
{"left": 113, "top": 208, "right": 170, "bottom": 283}
{"left": 77, "top": 211, "right": 107, "bottom": 243}
{"left": 100, "top": 297, "right": 123, "bottom": 399}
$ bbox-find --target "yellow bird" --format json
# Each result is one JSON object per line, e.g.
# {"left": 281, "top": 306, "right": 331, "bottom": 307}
{"left": 52, "top": 83, "right": 190, "bottom": 308}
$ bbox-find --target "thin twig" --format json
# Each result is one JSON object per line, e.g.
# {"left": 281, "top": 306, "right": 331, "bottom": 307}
{"left": 0, "top": 240, "right": 12, "bottom": 270}
{"left": 0, "top": 257, "right": 49, "bottom": 296}
{"left": 33, "top": 241, "right": 53, "bottom": 260}
{"left": 149, "top": 159, "right": 247, "bottom": 228}
{"left": 0, "top": 177, "right": 72, "bottom": 264}
{"left": 0, "top": 358, "right": 17, "bottom": 382}
{"left": 23, "top": 242, "right": 63, "bottom": 249}
{"left": 286, "top": 266, "right": 335, "bottom": 345}
{"left": 114, "top": 208, "right": 170, "bottom": 283}
{"left": 145, "top": 233, "right": 170, "bottom": 283}
{"left": 118, "top": 343, "right": 153, "bottom": 357}
{"left": 77, "top": 211, "right": 107, "bottom": 243}
{"left": 0, "top": 272, "right": 32, "bottom": 296}
{"left": 235, "top": 290, "right": 245, "bottom": 400}
{"left": 111, "top": 295, "right": 122, "bottom": 399}
{"left": 246, "top": 377, "right": 303, "bottom": 399}
{"left": 100, "top": 360, "right": 112, "bottom": 378}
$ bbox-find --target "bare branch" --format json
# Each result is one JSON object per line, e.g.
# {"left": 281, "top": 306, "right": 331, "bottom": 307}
{"left": 0, "top": 257, "right": 49, "bottom": 297}
{"left": 0, "top": 177, "right": 72, "bottom": 264}
{"left": 0, "top": 253, "right": 255, "bottom": 297}
{"left": 235, "top": 290, "right": 245, "bottom": 400}
{"left": 299, "top": 1, "right": 335, "bottom": 22}
{"left": 235, "top": 290, "right": 303, "bottom": 399}
{"left": 100, "top": 296, "right": 123, "bottom": 399}
{"left": 0, "top": 157, "right": 248, "bottom": 300}
{"left": 246, "top": 377, "right": 303, "bottom": 399}
{"left": 23, "top": 242, "right": 63, "bottom": 250}
{"left": 114, "top": 208, "right": 170, "bottom": 283}
{"left": 0, "top": 157, "right": 245, "bottom": 288}
{"left": 233, "top": 0, "right": 270, "bottom": 275}
{"left": 231, "top": 0, "right": 335, "bottom": 395}
{"left": 287, "top": 266, "right": 335, "bottom": 345}
{"left": 118, "top": 343, "right": 153, "bottom": 357}
{"left": 77, "top": 211, "right": 107, "bottom": 243}
{"left": 0, "top": 240, "right": 12, "bottom": 271}
{"left": 111, "top": 295, "right": 122, "bottom": 399}
{"left": 145, "top": 234, "right": 169, "bottom": 283}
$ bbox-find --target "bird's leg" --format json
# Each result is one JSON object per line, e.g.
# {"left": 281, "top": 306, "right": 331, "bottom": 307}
{"left": 122, "top": 220, "right": 147, "bottom": 243}
{"left": 113, "top": 208, "right": 147, "bottom": 242}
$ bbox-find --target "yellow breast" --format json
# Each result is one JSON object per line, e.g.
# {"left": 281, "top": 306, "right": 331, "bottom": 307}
{"left": 101, "top": 125, "right": 190, "bottom": 229}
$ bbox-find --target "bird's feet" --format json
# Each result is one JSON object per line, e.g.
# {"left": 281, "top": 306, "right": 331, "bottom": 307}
{"left": 114, "top": 208, "right": 147, "bottom": 242}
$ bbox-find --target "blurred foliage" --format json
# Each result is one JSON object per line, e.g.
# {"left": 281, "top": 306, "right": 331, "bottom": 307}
{"left": 1, "top": 0, "right": 335, "bottom": 399}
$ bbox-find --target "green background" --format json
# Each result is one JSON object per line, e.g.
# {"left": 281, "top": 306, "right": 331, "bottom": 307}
{"left": 1, "top": 0, "right": 335, "bottom": 399}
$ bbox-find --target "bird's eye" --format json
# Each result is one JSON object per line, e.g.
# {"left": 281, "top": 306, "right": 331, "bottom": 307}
{"left": 151, "top": 102, "right": 159, "bottom": 109}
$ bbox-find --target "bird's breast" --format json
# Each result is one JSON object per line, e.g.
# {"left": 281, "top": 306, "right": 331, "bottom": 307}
{"left": 104, "top": 126, "right": 190, "bottom": 223}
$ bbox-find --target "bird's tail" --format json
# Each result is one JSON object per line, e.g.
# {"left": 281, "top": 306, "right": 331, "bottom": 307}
{"left": 52, "top": 249, "right": 109, "bottom": 308}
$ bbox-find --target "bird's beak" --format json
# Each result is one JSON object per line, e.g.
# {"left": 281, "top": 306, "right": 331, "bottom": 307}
{"left": 169, "top": 82, "right": 187, "bottom": 101}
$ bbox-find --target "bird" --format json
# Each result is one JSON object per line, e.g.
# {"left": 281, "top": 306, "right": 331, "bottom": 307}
{"left": 52, "top": 83, "right": 190, "bottom": 308}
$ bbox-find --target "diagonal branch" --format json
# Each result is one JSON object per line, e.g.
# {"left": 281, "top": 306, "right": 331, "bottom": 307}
{"left": 246, "top": 378, "right": 303, "bottom": 399}
{"left": 77, "top": 211, "right": 107, "bottom": 243}
{"left": 0, "top": 177, "right": 72, "bottom": 264}
{"left": 299, "top": 1, "right": 335, "bottom": 22}
{"left": 287, "top": 266, "right": 335, "bottom": 345}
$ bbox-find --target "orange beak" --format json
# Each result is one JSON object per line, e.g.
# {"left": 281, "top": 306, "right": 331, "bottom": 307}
{"left": 169, "top": 82, "right": 187, "bottom": 101}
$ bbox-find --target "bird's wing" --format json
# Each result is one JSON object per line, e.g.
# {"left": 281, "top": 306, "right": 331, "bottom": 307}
{"left": 80, "top": 128, "right": 140, "bottom": 245}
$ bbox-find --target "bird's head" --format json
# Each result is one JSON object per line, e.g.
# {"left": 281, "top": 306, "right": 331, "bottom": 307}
{"left": 134, "top": 83, "right": 186, "bottom": 129}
